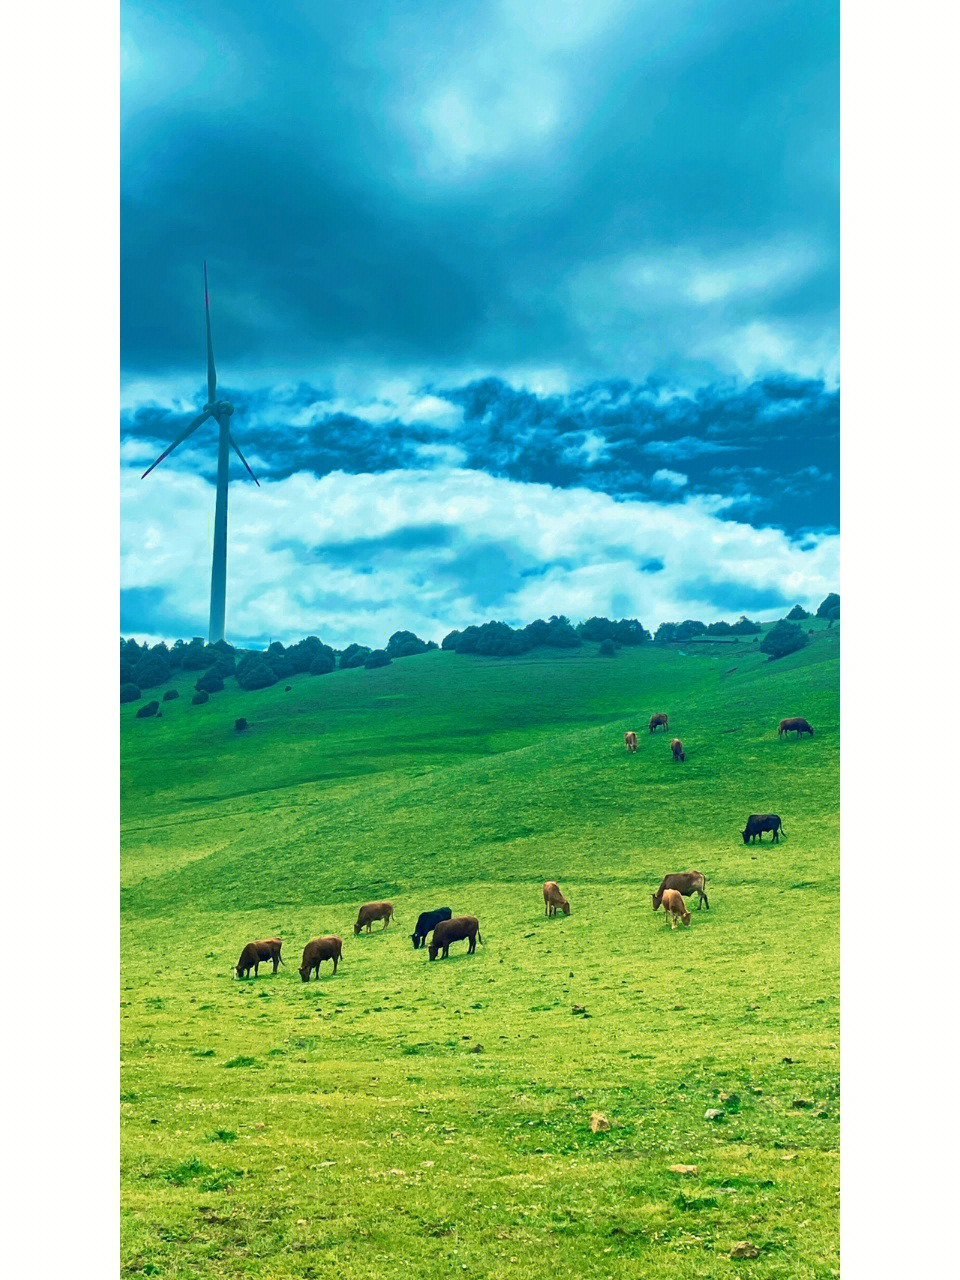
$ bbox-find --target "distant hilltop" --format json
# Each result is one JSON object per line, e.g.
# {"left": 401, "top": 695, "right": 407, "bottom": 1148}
{"left": 121, "top": 595, "right": 837, "bottom": 708}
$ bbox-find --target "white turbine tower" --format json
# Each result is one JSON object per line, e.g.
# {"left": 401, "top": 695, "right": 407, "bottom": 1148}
{"left": 141, "top": 263, "right": 259, "bottom": 642}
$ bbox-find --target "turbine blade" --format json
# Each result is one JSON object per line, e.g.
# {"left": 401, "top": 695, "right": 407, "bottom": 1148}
{"left": 140, "top": 410, "right": 211, "bottom": 479}
{"left": 204, "top": 260, "right": 217, "bottom": 403}
{"left": 229, "top": 432, "right": 260, "bottom": 486}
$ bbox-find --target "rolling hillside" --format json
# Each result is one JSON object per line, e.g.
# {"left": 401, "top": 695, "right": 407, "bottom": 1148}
{"left": 121, "top": 623, "right": 839, "bottom": 1279}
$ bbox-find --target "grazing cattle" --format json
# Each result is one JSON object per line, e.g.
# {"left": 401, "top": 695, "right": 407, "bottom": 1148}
{"left": 741, "top": 813, "right": 785, "bottom": 843}
{"left": 649, "top": 713, "right": 669, "bottom": 733}
{"left": 542, "top": 881, "right": 571, "bottom": 916}
{"left": 428, "top": 915, "right": 483, "bottom": 960}
{"left": 660, "top": 888, "right": 691, "bottom": 928}
{"left": 235, "top": 938, "right": 284, "bottom": 978}
{"left": 778, "top": 717, "right": 814, "bottom": 738}
{"left": 624, "top": 731, "right": 638, "bottom": 753}
{"left": 354, "top": 901, "right": 394, "bottom": 935}
{"left": 299, "top": 935, "right": 343, "bottom": 981}
{"left": 670, "top": 737, "right": 685, "bottom": 762}
{"left": 411, "top": 907, "right": 453, "bottom": 950}
{"left": 653, "top": 872, "right": 708, "bottom": 911}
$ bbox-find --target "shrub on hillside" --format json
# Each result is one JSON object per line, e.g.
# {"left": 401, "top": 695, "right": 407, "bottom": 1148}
{"left": 455, "top": 622, "right": 526, "bottom": 656}
{"left": 760, "top": 620, "right": 809, "bottom": 660}
{"left": 599, "top": 638, "right": 617, "bottom": 657}
{"left": 180, "top": 639, "right": 217, "bottom": 670}
{"left": 195, "top": 671, "right": 224, "bottom": 694}
{"left": 441, "top": 630, "right": 461, "bottom": 651}
{"left": 132, "top": 653, "right": 170, "bottom": 689}
{"left": 364, "top": 649, "right": 392, "bottom": 669}
{"left": 816, "top": 592, "right": 840, "bottom": 619}
{"left": 386, "top": 630, "right": 430, "bottom": 658}
{"left": 192, "top": 690, "right": 209, "bottom": 705}
{"left": 135, "top": 700, "right": 160, "bottom": 718}
{"left": 287, "top": 636, "right": 335, "bottom": 674}
{"left": 577, "top": 617, "right": 650, "bottom": 646}
{"left": 731, "top": 616, "right": 762, "bottom": 635}
{"left": 339, "top": 644, "right": 372, "bottom": 669}
{"left": 655, "top": 620, "right": 708, "bottom": 643}
{"left": 786, "top": 605, "right": 811, "bottom": 620}
{"left": 235, "top": 717, "right": 248, "bottom": 732}
{"left": 523, "top": 616, "right": 582, "bottom": 649}
{"left": 162, "top": 689, "right": 179, "bottom": 702}
{"left": 120, "top": 660, "right": 135, "bottom": 685}
{"left": 120, "top": 683, "right": 141, "bottom": 704}
{"left": 235, "top": 654, "right": 279, "bottom": 690}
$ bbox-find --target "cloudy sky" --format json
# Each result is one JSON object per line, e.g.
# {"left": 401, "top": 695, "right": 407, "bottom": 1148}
{"left": 121, "top": 0, "right": 838, "bottom": 647}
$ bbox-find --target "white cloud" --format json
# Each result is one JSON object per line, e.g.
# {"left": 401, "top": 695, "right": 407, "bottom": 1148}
{"left": 652, "top": 468, "right": 688, "bottom": 488}
{"left": 122, "top": 462, "right": 839, "bottom": 647}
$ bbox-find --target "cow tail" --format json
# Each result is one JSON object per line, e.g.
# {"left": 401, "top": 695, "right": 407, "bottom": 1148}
{"left": 278, "top": 955, "right": 284, "bottom": 965}
{"left": 478, "top": 929, "right": 484, "bottom": 945}
{"left": 779, "top": 818, "right": 785, "bottom": 836}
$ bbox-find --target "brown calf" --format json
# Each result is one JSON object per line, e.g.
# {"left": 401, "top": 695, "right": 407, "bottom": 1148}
{"left": 660, "top": 888, "right": 691, "bottom": 928}
{"left": 624, "top": 731, "right": 638, "bottom": 752}
{"left": 653, "top": 871, "right": 708, "bottom": 911}
{"left": 778, "top": 717, "right": 814, "bottom": 738}
{"left": 429, "top": 915, "right": 483, "bottom": 959}
{"left": 649, "top": 712, "right": 669, "bottom": 733}
{"left": 354, "top": 901, "right": 394, "bottom": 935}
{"left": 670, "top": 737, "right": 685, "bottom": 762}
{"left": 543, "top": 881, "right": 571, "bottom": 916}
{"left": 235, "top": 938, "right": 284, "bottom": 978}
{"left": 299, "top": 935, "right": 342, "bottom": 981}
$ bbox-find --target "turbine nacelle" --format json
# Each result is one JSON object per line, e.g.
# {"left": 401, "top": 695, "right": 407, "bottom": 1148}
{"left": 205, "top": 400, "right": 234, "bottom": 418}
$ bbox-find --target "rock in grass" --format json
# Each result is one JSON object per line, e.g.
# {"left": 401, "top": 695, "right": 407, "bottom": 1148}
{"left": 792, "top": 1098, "right": 814, "bottom": 1109}
{"left": 730, "top": 1241, "right": 759, "bottom": 1259}
{"left": 469, "top": 1043, "right": 483, "bottom": 1054}
{"left": 704, "top": 1108, "right": 723, "bottom": 1121}
{"left": 668, "top": 1164, "right": 698, "bottom": 1175}
{"left": 589, "top": 1112, "right": 610, "bottom": 1132}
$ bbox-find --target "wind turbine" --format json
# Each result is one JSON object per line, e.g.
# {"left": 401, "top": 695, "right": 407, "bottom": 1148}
{"left": 141, "top": 262, "right": 259, "bottom": 643}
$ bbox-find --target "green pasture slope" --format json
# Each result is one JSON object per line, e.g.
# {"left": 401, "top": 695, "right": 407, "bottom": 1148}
{"left": 121, "top": 623, "right": 839, "bottom": 1279}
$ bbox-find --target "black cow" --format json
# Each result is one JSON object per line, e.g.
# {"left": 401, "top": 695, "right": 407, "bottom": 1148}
{"left": 741, "top": 813, "right": 785, "bottom": 843}
{"left": 411, "top": 906, "right": 453, "bottom": 950}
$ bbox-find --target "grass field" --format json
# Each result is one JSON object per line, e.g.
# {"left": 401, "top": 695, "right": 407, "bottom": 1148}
{"left": 121, "top": 622, "right": 839, "bottom": 1278}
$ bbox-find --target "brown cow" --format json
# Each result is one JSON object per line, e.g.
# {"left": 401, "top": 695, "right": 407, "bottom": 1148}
{"left": 299, "top": 935, "right": 342, "bottom": 980}
{"left": 543, "top": 881, "right": 571, "bottom": 916}
{"left": 235, "top": 938, "right": 284, "bottom": 978}
{"left": 653, "top": 872, "right": 708, "bottom": 911}
{"left": 778, "top": 717, "right": 814, "bottom": 738}
{"left": 428, "top": 915, "right": 483, "bottom": 959}
{"left": 649, "top": 713, "right": 669, "bottom": 733}
{"left": 670, "top": 737, "right": 685, "bottom": 762}
{"left": 660, "top": 888, "right": 691, "bottom": 929}
{"left": 624, "top": 731, "right": 638, "bottom": 752}
{"left": 354, "top": 901, "right": 394, "bottom": 935}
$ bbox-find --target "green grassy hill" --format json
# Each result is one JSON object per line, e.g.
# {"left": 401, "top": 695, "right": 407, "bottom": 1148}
{"left": 121, "top": 622, "right": 839, "bottom": 1279}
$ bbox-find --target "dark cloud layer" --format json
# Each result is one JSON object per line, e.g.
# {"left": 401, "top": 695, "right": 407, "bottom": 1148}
{"left": 122, "top": 375, "right": 838, "bottom": 534}
{"left": 121, "top": 1, "right": 838, "bottom": 385}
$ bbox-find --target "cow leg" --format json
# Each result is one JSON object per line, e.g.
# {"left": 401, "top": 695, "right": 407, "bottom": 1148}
{"left": 670, "top": 915, "right": 677, "bottom": 929}
{"left": 333, "top": 956, "right": 338, "bottom": 973}
{"left": 254, "top": 962, "right": 259, "bottom": 976}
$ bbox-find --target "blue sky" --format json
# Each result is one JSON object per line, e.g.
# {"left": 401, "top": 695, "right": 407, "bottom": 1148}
{"left": 121, "top": 0, "right": 838, "bottom": 646}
